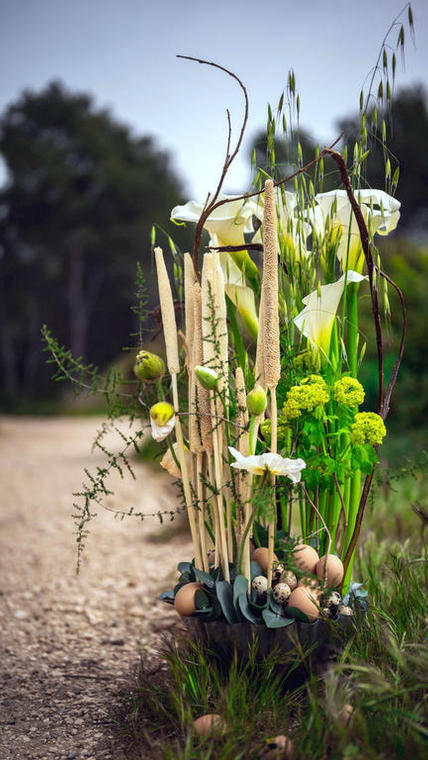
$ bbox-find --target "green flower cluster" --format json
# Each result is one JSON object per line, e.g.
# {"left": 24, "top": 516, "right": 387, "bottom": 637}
{"left": 333, "top": 376, "right": 365, "bottom": 406}
{"left": 283, "top": 375, "right": 329, "bottom": 420}
{"left": 350, "top": 412, "right": 386, "bottom": 445}
{"left": 260, "top": 416, "right": 290, "bottom": 447}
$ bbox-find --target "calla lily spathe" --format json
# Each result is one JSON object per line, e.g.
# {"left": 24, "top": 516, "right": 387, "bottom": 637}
{"left": 171, "top": 195, "right": 260, "bottom": 338}
{"left": 311, "top": 189, "right": 400, "bottom": 272}
{"left": 228, "top": 446, "right": 306, "bottom": 482}
{"left": 294, "top": 271, "right": 366, "bottom": 355}
{"left": 253, "top": 186, "right": 312, "bottom": 260}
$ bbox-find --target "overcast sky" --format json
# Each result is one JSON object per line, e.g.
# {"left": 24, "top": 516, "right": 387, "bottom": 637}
{"left": 1, "top": 0, "right": 427, "bottom": 199}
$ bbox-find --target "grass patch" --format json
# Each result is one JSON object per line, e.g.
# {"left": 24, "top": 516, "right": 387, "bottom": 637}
{"left": 117, "top": 540, "right": 427, "bottom": 759}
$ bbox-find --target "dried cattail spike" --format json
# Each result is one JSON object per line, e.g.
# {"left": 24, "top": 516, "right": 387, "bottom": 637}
{"left": 201, "top": 253, "right": 216, "bottom": 367}
{"left": 262, "top": 180, "right": 280, "bottom": 389}
{"left": 235, "top": 366, "right": 249, "bottom": 456}
{"left": 214, "top": 254, "right": 229, "bottom": 395}
{"left": 154, "top": 246, "right": 180, "bottom": 375}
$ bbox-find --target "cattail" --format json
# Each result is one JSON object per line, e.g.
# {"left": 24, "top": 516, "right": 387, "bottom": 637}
{"left": 235, "top": 367, "right": 249, "bottom": 457}
{"left": 213, "top": 253, "right": 228, "bottom": 395}
{"left": 184, "top": 252, "right": 196, "bottom": 365}
{"left": 201, "top": 253, "right": 216, "bottom": 368}
{"left": 154, "top": 247, "right": 180, "bottom": 374}
{"left": 262, "top": 180, "right": 280, "bottom": 389}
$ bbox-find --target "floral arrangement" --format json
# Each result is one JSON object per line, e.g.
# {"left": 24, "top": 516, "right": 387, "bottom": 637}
{"left": 129, "top": 56, "right": 406, "bottom": 631}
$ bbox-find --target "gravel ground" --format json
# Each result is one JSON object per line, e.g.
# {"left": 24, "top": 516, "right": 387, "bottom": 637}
{"left": 0, "top": 416, "right": 191, "bottom": 760}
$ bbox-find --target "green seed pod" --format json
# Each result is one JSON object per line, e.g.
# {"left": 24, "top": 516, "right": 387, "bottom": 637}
{"left": 134, "top": 350, "right": 165, "bottom": 382}
{"left": 247, "top": 385, "right": 267, "bottom": 416}
{"left": 194, "top": 365, "right": 219, "bottom": 391}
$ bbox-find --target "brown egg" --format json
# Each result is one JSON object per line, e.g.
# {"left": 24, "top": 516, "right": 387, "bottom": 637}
{"left": 288, "top": 586, "right": 321, "bottom": 622}
{"left": 297, "top": 577, "right": 321, "bottom": 592}
{"left": 292, "top": 544, "right": 319, "bottom": 574}
{"left": 193, "top": 713, "right": 223, "bottom": 737}
{"left": 253, "top": 547, "right": 278, "bottom": 575}
{"left": 316, "top": 554, "right": 344, "bottom": 587}
{"left": 174, "top": 582, "right": 203, "bottom": 617}
{"left": 340, "top": 703, "right": 354, "bottom": 726}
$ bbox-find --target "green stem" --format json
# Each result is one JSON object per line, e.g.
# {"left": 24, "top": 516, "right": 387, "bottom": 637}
{"left": 341, "top": 469, "right": 362, "bottom": 590}
{"left": 347, "top": 282, "right": 360, "bottom": 377}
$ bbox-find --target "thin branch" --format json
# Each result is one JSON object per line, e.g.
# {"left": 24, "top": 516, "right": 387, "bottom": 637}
{"left": 177, "top": 55, "right": 249, "bottom": 274}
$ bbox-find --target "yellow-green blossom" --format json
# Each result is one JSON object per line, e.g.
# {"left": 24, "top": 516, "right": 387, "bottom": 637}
{"left": 260, "top": 416, "right": 290, "bottom": 446}
{"left": 283, "top": 376, "right": 330, "bottom": 420}
{"left": 350, "top": 412, "right": 386, "bottom": 445}
{"left": 333, "top": 377, "right": 365, "bottom": 406}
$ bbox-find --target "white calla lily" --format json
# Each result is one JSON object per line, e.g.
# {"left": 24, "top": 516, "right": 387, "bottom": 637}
{"left": 228, "top": 446, "right": 306, "bottom": 482}
{"left": 253, "top": 186, "right": 312, "bottom": 260}
{"left": 294, "top": 271, "right": 366, "bottom": 355}
{"left": 313, "top": 189, "right": 400, "bottom": 271}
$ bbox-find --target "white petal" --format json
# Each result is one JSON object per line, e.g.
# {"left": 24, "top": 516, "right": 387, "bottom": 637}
{"left": 151, "top": 414, "right": 176, "bottom": 442}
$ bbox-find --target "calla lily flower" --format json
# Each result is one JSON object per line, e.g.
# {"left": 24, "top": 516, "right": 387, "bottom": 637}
{"left": 171, "top": 193, "right": 259, "bottom": 282}
{"left": 171, "top": 195, "right": 260, "bottom": 337}
{"left": 294, "top": 271, "right": 365, "bottom": 355}
{"left": 312, "top": 189, "right": 400, "bottom": 272}
{"left": 228, "top": 446, "right": 306, "bottom": 482}
{"left": 253, "top": 186, "right": 312, "bottom": 260}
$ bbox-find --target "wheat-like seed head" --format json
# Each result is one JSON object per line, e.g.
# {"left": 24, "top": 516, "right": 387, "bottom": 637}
{"left": 154, "top": 246, "right": 180, "bottom": 375}
{"left": 262, "top": 180, "right": 280, "bottom": 389}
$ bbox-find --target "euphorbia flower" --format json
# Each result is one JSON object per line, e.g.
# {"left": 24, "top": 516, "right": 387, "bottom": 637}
{"left": 311, "top": 189, "right": 400, "bottom": 272}
{"left": 228, "top": 446, "right": 306, "bottom": 482}
{"left": 294, "top": 271, "right": 365, "bottom": 356}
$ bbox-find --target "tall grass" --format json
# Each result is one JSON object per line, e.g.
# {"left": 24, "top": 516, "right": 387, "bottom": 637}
{"left": 118, "top": 521, "right": 427, "bottom": 759}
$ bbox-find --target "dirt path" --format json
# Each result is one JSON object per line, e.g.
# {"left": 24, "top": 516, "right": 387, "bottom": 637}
{"left": 0, "top": 416, "right": 191, "bottom": 760}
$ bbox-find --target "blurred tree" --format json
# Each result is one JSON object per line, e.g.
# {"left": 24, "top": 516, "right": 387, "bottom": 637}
{"left": 339, "top": 85, "right": 428, "bottom": 233}
{"left": 0, "top": 81, "right": 185, "bottom": 407}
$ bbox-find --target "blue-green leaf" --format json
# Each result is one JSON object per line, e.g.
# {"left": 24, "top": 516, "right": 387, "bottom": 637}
{"left": 262, "top": 608, "right": 295, "bottom": 628}
{"left": 238, "top": 593, "right": 262, "bottom": 624}
{"left": 194, "top": 568, "right": 215, "bottom": 588}
{"left": 194, "top": 590, "right": 211, "bottom": 610}
{"left": 216, "top": 581, "right": 239, "bottom": 624}
{"left": 233, "top": 575, "right": 249, "bottom": 612}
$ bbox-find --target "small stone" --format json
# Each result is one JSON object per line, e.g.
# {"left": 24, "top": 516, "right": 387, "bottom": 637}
{"left": 14, "top": 610, "right": 28, "bottom": 620}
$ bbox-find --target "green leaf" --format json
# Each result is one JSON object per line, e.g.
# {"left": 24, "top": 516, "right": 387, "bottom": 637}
{"left": 216, "top": 581, "right": 239, "bottom": 624}
{"left": 194, "top": 590, "right": 211, "bottom": 610}
{"left": 250, "top": 560, "right": 263, "bottom": 580}
{"left": 262, "top": 608, "right": 294, "bottom": 628}
{"left": 158, "top": 591, "right": 174, "bottom": 605}
{"left": 233, "top": 575, "right": 249, "bottom": 612}
{"left": 194, "top": 568, "right": 215, "bottom": 588}
{"left": 238, "top": 593, "right": 262, "bottom": 624}
{"left": 177, "top": 561, "right": 193, "bottom": 574}
{"left": 285, "top": 606, "right": 310, "bottom": 623}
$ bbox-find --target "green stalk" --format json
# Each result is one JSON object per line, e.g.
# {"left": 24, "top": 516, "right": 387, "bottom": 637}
{"left": 347, "top": 282, "right": 360, "bottom": 377}
{"left": 226, "top": 295, "right": 249, "bottom": 381}
{"left": 342, "top": 469, "right": 362, "bottom": 590}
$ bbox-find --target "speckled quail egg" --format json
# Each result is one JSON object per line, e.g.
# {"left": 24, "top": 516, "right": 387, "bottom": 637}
{"left": 252, "top": 575, "right": 268, "bottom": 599}
{"left": 273, "top": 582, "right": 291, "bottom": 604}
{"left": 338, "top": 605, "right": 354, "bottom": 616}
{"left": 272, "top": 562, "right": 285, "bottom": 584}
{"left": 280, "top": 570, "right": 298, "bottom": 590}
{"left": 326, "top": 591, "right": 341, "bottom": 608}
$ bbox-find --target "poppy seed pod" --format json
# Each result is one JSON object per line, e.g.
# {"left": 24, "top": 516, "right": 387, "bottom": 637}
{"left": 247, "top": 385, "right": 267, "bottom": 416}
{"left": 194, "top": 365, "right": 219, "bottom": 391}
{"left": 134, "top": 350, "right": 165, "bottom": 382}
